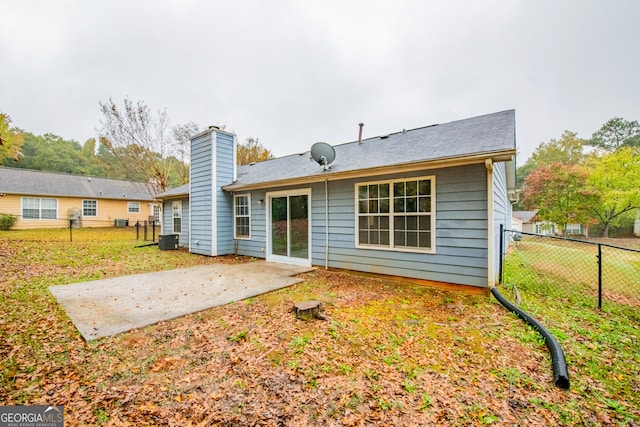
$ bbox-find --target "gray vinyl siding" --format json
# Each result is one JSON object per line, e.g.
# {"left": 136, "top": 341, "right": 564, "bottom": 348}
{"left": 215, "top": 132, "right": 235, "bottom": 255}
{"left": 234, "top": 163, "right": 490, "bottom": 287}
{"left": 323, "top": 164, "right": 488, "bottom": 287}
{"left": 233, "top": 189, "right": 268, "bottom": 258}
{"left": 161, "top": 197, "right": 189, "bottom": 247}
{"left": 492, "top": 161, "right": 511, "bottom": 283}
{"left": 189, "top": 132, "right": 214, "bottom": 255}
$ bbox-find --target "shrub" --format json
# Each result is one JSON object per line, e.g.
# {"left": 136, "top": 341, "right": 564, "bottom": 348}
{"left": 0, "top": 213, "right": 17, "bottom": 230}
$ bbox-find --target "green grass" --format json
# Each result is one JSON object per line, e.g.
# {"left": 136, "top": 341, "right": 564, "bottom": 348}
{"left": 1, "top": 228, "right": 639, "bottom": 425}
{"left": 503, "top": 240, "right": 640, "bottom": 425}
{"left": 508, "top": 238, "right": 640, "bottom": 303}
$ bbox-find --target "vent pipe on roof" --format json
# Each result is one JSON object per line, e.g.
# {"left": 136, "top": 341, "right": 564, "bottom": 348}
{"left": 358, "top": 123, "right": 364, "bottom": 144}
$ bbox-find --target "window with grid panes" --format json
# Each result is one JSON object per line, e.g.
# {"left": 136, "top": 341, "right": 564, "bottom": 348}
{"left": 356, "top": 177, "right": 434, "bottom": 251}
{"left": 22, "top": 197, "right": 58, "bottom": 220}
{"left": 83, "top": 200, "right": 97, "bottom": 216}
{"left": 234, "top": 195, "right": 251, "bottom": 239}
{"left": 172, "top": 200, "right": 182, "bottom": 233}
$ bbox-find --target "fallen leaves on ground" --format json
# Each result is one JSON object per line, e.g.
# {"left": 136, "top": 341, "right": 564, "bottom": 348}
{"left": 1, "top": 231, "right": 638, "bottom": 426}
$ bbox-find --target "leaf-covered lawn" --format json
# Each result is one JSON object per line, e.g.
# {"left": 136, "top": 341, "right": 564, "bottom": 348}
{"left": 1, "top": 228, "right": 638, "bottom": 425}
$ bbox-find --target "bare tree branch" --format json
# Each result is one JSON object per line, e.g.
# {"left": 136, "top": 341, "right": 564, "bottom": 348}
{"left": 97, "top": 98, "right": 199, "bottom": 195}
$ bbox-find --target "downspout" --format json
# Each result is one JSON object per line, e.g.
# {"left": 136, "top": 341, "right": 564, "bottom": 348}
{"left": 325, "top": 179, "right": 329, "bottom": 269}
{"left": 188, "top": 176, "right": 192, "bottom": 252}
{"left": 485, "top": 159, "right": 495, "bottom": 288}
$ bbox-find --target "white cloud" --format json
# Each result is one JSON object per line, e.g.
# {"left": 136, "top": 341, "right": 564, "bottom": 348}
{"left": 1, "top": 0, "right": 638, "bottom": 163}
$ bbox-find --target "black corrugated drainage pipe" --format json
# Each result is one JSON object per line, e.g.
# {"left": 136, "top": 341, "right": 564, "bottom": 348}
{"left": 491, "top": 287, "right": 570, "bottom": 389}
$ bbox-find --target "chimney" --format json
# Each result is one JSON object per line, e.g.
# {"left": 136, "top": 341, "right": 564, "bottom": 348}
{"left": 358, "top": 123, "right": 364, "bottom": 144}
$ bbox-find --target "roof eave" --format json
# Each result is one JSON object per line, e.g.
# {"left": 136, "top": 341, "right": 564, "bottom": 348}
{"left": 190, "top": 127, "right": 236, "bottom": 140}
{"left": 155, "top": 192, "right": 189, "bottom": 201}
{"left": 0, "top": 191, "right": 153, "bottom": 201}
{"left": 223, "top": 149, "right": 516, "bottom": 192}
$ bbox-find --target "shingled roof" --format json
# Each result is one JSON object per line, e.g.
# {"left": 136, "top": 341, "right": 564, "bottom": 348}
{"left": 224, "top": 109, "right": 516, "bottom": 191}
{"left": 0, "top": 167, "right": 154, "bottom": 201}
{"left": 156, "top": 183, "right": 189, "bottom": 199}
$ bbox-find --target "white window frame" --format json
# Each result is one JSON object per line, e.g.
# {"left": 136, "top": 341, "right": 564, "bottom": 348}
{"left": 128, "top": 202, "right": 140, "bottom": 213}
{"left": 151, "top": 203, "right": 161, "bottom": 223}
{"left": 172, "top": 200, "right": 182, "bottom": 234}
{"left": 265, "top": 188, "right": 312, "bottom": 267}
{"left": 82, "top": 200, "right": 98, "bottom": 217}
{"left": 233, "top": 194, "right": 251, "bottom": 240}
{"left": 354, "top": 176, "right": 436, "bottom": 253}
{"left": 535, "top": 222, "right": 555, "bottom": 235}
{"left": 565, "top": 223, "right": 582, "bottom": 235}
{"left": 21, "top": 197, "right": 58, "bottom": 220}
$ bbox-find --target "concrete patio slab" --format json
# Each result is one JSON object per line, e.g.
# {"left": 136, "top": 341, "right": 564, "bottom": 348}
{"left": 49, "top": 261, "right": 313, "bottom": 340}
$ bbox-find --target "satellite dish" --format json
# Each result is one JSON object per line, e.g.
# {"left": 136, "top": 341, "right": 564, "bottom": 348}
{"left": 310, "top": 142, "right": 336, "bottom": 171}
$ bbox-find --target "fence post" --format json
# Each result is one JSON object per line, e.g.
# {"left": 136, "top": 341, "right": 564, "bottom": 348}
{"left": 598, "top": 243, "right": 603, "bottom": 310}
{"left": 136, "top": 221, "right": 140, "bottom": 240}
{"left": 499, "top": 224, "right": 504, "bottom": 284}
{"left": 69, "top": 219, "right": 73, "bottom": 242}
{"left": 144, "top": 220, "right": 148, "bottom": 241}
{"left": 152, "top": 220, "right": 156, "bottom": 241}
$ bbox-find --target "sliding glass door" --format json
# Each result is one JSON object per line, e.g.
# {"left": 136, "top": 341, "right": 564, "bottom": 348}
{"left": 267, "top": 189, "right": 311, "bottom": 266}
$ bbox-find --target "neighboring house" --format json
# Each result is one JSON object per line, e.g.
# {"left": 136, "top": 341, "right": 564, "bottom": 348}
{"left": 512, "top": 210, "right": 584, "bottom": 236}
{"left": 0, "top": 167, "right": 159, "bottom": 229}
{"left": 157, "top": 110, "right": 517, "bottom": 288}
{"left": 510, "top": 215, "right": 523, "bottom": 233}
{"left": 512, "top": 211, "right": 544, "bottom": 234}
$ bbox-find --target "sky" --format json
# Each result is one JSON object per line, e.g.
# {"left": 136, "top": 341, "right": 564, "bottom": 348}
{"left": 1, "top": 0, "right": 639, "bottom": 164}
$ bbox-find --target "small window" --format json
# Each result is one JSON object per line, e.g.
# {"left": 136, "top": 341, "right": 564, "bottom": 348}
{"left": 234, "top": 194, "right": 251, "bottom": 239}
{"left": 22, "top": 197, "right": 58, "bottom": 220}
{"left": 83, "top": 200, "right": 97, "bottom": 217}
{"left": 151, "top": 204, "right": 161, "bottom": 222}
{"left": 172, "top": 200, "right": 182, "bottom": 234}
{"left": 565, "top": 224, "right": 582, "bottom": 235}
{"left": 128, "top": 202, "right": 140, "bottom": 213}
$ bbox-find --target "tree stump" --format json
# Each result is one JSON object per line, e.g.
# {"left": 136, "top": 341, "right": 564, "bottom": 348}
{"left": 291, "top": 300, "right": 328, "bottom": 321}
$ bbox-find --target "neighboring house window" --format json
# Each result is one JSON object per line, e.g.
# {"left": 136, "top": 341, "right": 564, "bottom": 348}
{"left": 234, "top": 194, "right": 251, "bottom": 239}
{"left": 82, "top": 200, "right": 97, "bottom": 217}
{"left": 128, "top": 202, "right": 140, "bottom": 213}
{"left": 22, "top": 197, "right": 58, "bottom": 220}
{"left": 172, "top": 200, "right": 182, "bottom": 234}
{"left": 535, "top": 223, "right": 555, "bottom": 235}
{"left": 565, "top": 224, "right": 582, "bottom": 235}
{"left": 356, "top": 177, "right": 434, "bottom": 251}
{"left": 151, "top": 204, "right": 161, "bottom": 222}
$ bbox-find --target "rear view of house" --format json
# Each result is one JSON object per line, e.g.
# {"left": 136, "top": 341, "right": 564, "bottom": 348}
{"left": 158, "top": 110, "right": 517, "bottom": 288}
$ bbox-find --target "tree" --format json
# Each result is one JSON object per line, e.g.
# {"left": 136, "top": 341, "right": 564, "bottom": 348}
{"left": 586, "top": 147, "right": 640, "bottom": 237}
{"left": 514, "top": 130, "right": 586, "bottom": 209}
{"left": 237, "top": 137, "right": 274, "bottom": 166}
{"left": 0, "top": 113, "right": 24, "bottom": 163}
{"left": 522, "top": 163, "right": 599, "bottom": 233}
{"left": 7, "top": 132, "right": 86, "bottom": 173}
{"left": 589, "top": 117, "right": 640, "bottom": 152}
{"left": 98, "top": 98, "right": 197, "bottom": 195}
{"left": 172, "top": 122, "right": 200, "bottom": 185}
{"left": 530, "top": 130, "right": 586, "bottom": 166}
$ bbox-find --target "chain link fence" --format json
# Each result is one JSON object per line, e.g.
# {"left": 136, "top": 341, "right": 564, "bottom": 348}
{"left": 1, "top": 220, "right": 161, "bottom": 243}
{"left": 500, "top": 227, "right": 640, "bottom": 309}
{"left": 68, "top": 219, "right": 160, "bottom": 242}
